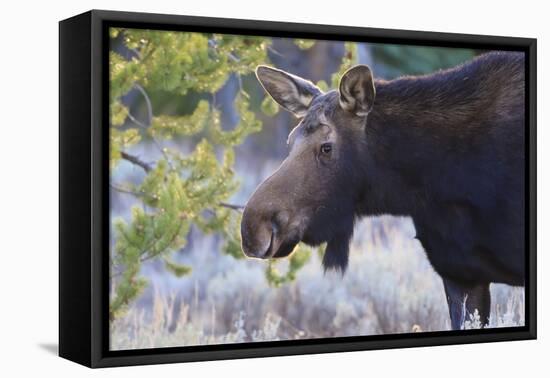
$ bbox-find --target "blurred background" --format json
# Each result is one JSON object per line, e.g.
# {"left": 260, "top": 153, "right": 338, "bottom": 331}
{"left": 109, "top": 29, "right": 524, "bottom": 350}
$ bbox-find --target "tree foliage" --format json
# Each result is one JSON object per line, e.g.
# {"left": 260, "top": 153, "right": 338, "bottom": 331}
{"left": 109, "top": 29, "right": 268, "bottom": 320}
{"left": 265, "top": 246, "right": 312, "bottom": 287}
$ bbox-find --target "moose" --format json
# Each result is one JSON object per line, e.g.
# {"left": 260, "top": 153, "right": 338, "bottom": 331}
{"left": 240, "top": 52, "right": 525, "bottom": 330}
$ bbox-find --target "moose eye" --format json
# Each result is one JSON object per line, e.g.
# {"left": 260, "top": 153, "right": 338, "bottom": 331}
{"left": 320, "top": 143, "right": 332, "bottom": 154}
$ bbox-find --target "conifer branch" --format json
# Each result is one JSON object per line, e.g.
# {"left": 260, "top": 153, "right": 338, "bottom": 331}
{"left": 111, "top": 182, "right": 244, "bottom": 212}
{"left": 131, "top": 84, "right": 175, "bottom": 170}
{"left": 120, "top": 151, "right": 152, "bottom": 172}
{"left": 218, "top": 202, "right": 245, "bottom": 211}
{"left": 109, "top": 31, "right": 273, "bottom": 320}
{"left": 109, "top": 183, "right": 155, "bottom": 200}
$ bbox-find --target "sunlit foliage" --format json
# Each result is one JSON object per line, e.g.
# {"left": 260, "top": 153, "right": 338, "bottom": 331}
{"left": 109, "top": 29, "right": 268, "bottom": 319}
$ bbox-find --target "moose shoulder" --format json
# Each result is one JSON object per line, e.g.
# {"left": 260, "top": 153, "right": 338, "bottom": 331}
{"left": 240, "top": 52, "right": 525, "bottom": 330}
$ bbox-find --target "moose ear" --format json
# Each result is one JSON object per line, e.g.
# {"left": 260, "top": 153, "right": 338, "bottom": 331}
{"left": 338, "top": 65, "right": 376, "bottom": 116}
{"left": 256, "top": 65, "right": 322, "bottom": 118}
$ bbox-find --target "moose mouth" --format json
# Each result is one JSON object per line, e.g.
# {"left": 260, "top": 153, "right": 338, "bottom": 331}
{"left": 264, "top": 225, "right": 301, "bottom": 259}
{"left": 272, "top": 238, "right": 299, "bottom": 258}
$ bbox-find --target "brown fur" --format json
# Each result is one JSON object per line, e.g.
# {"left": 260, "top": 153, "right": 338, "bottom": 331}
{"left": 242, "top": 52, "right": 525, "bottom": 329}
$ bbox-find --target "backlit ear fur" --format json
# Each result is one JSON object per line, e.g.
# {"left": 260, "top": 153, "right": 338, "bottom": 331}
{"left": 256, "top": 65, "right": 322, "bottom": 118}
{"left": 339, "top": 65, "right": 376, "bottom": 116}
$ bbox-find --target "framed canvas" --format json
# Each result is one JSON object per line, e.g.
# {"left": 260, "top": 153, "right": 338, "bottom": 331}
{"left": 59, "top": 9, "right": 537, "bottom": 368}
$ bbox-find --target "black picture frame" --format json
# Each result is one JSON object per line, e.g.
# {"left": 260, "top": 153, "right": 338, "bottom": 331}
{"left": 59, "top": 9, "right": 537, "bottom": 368}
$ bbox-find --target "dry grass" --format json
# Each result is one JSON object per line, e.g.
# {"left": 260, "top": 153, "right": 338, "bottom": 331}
{"left": 110, "top": 216, "right": 524, "bottom": 350}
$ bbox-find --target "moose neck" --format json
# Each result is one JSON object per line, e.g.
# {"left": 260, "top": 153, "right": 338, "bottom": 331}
{"left": 355, "top": 76, "right": 466, "bottom": 219}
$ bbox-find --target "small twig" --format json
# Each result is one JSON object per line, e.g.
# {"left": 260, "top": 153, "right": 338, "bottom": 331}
{"left": 218, "top": 202, "right": 245, "bottom": 211}
{"left": 132, "top": 84, "right": 175, "bottom": 170}
{"left": 236, "top": 74, "right": 243, "bottom": 92}
{"left": 109, "top": 183, "right": 156, "bottom": 200}
{"left": 111, "top": 181, "right": 244, "bottom": 212}
{"left": 227, "top": 52, "right": 240, "bottom": 63}
{"left": 109, "top": 183, "right": 139, "bottom": 196}
{"left": 208, "top": 39, "right": 240, "bottom": 62}
{"left": 120, "top": 151, "right": 152, "bottom": 172}
{"left": 267, "top": 45, "right": 284, "bottom": 57}
{"left": 126, "top": 109, "right": 172, "bottom": 170}
{"left": 134, "top": 84, "right": 153, "bottom": 126}
{"left": 128, "top": 47, "right": 142, "bottom": 60}
{"left": 211, "top": 93, "right": 216, "bottom": 109}
{"left": 126, "top": 111, "right": 149, "bottom": 129}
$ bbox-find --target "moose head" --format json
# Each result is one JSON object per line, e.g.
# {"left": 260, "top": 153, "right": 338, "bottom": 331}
{"left": 240, "top": 64, "right": 376, "bottom": 272}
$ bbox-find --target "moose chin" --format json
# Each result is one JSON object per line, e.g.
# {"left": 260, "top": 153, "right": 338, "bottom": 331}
{"left": 240, "top": 52, "right": 525, "bottom": 331}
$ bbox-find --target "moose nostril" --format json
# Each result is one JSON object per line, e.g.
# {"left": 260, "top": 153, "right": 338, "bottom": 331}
{"left": 240, "top": 216, "right": 275, "bottom": 258}
{"left": 241, "top": 206, "right": 287, "bottom": 259}
{"left": 247, "top": 229, "right": 273, "bottom": 259}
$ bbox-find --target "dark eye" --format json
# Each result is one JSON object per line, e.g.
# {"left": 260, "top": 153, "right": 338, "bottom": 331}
{"left": 320, "top": 143, "right": 332, "bottom": 154}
